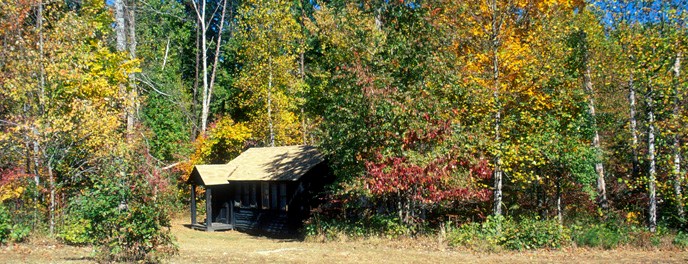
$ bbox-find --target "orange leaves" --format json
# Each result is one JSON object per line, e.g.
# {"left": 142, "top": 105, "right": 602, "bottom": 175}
{"left": 0, "top": 0, "right": 38, "bottom": 36}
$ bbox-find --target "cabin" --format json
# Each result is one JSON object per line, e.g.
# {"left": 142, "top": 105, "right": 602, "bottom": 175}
{"left": 186, "top": 145, "right": 330, "bottom": 235}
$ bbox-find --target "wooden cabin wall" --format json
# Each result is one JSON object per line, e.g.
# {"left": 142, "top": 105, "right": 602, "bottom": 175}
{"left": 198, "top": 160, "right": 334, "bottom": 235}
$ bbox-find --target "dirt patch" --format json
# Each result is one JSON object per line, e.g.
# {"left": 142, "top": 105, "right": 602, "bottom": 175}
{"left": 1, "top": 217, "right": 687, "bottom": 263}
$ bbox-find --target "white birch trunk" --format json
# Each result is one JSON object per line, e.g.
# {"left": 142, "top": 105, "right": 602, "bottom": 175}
{"left": 648, "top": 82, "right": 657, "bottom": 233}
{"left": 673, "top": 51, "right": 684, "bottom": 221}
{"left": 192, "top": 19, "right": 200, "bottom": 139}
{"left": 36, "top": 0, "right": 46, "bottom": 231}
{"left": 200, "top": 20, "right": 208, "bottom": 132}
{"left": 162, "top": 37, "right": 170, "bottom": 70}
{"left": 192, "top": 0, "right": 210, "bottom": 132}
{"left": 115, "top": 0, "right": 126, "bottom": 52}
{"left": 268, "top": 58, "right": 275, "bottom": 147}
{"left": 557, "top": 173, "right": 563, "bottom": 226}
{"left": 300, "top": 52, "right": 306, "bottom": 145}
{"left": 206, "top": 0, "right": 228, "bottom": 132}
{"left": 48, "top": 157, "right": 55, "bottom": 236}
{"left": 583, "top": 62, "right": 608, "bottom": 210}
{"left": 490, "top": 0, "right": 503, "bottom": 217}
{"left": 629, "top": 74, "right": 640, "bottom": 179}
{"left": 126, "top": 0, "right": 137, "bottom": 137}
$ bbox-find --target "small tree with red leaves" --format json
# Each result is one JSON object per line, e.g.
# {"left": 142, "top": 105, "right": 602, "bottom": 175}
{"left": 364, "top": 114, "right": 492, "bottom": 226}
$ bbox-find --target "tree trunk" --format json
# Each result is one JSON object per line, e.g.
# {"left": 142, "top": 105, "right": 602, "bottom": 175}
{"left": 267, "top": 58, "right": 275, "bottom": 147}
{"left": 629, "top": 73, "right": 640, "bottom": 179}
{"left": 557, "top": 173, "right": 563, "bottom": 226}
{"left": 672, "top": 51, "right": 684, "bottom": 222}
{"left": 115, "top": 0, "right": 130, "bottom": 136}
{"left": 192, "top": 18, "right": 200, "bottom": 139}
{"left": 491, "top": 0, "right": 503, "bottom": 216}
{"left": 200, "top": 18, "right": 208, "bottom": 132}
{"left": 37, "top": 0, "right": 45, "bottom": 115}
{"left": 162, "top": 37, "right": 170, "bottom": 70}
{"left": 192, "top": 0, "right": 210, "bottom": 132}
{"left": 647, "top": 82, "right": 657, "bottom": 233}
{"left": 207, "top": 0, "right": 228, "bottom": 128}
{"left": 299, "top": 2, "right": 307, "bottom": 145}
{"left": 36, "top": 0, "right": 46, "bottom": 231}
{"left": 126, "top": 0, "right": 137, "bottom": 138}
{"left": 583, "top": 60, "right": 608, "bottom": 210}
{"left": 300, "top": 52, "right": 306, "bottom": 145}
{"left": 115, "top": 0, "right": 126, "bottom": 52}
{"left": 48, "top": 158, "right": 55, "bottom": 236}
{"left": 31, "top": 134, "right": 41, "bottom": 227}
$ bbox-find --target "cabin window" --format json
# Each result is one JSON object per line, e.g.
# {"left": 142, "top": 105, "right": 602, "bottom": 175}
{"left": 249, "top": 183, "right": 257, "bottom": 208}
{"left": 261, "top": 182, "right": 270, "bottom": 209}
{"left": 236, "top": 182, "right": 288, "bottom": 211}
{"left": 280, "top": 183, "right": 287, "bottom": 211}
{"left": 233, "top": 185, "right": 241, "bottom": 207}
{"left": 241, "top": 184, "right": 249, "bottom": 207}
{"left": 271, "top": 183, "right": 278, "bottom": 210}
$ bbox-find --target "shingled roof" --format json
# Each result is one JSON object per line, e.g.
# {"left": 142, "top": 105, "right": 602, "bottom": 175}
{"left": 188, "top": 145, "right": 324, "bottom": 186}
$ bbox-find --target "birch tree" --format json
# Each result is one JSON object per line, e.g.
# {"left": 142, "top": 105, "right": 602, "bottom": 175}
{"left": 575, "top": 11, "right": 609, "bottom": 210}
{"left": 445, "top": 0, "right": 582, "bottom": 216}
{"left": 672, "top": 50, "right": 684, "bottom": 222}
{"left": 190, "top": 0, "right": 230, "bottom": 133}
{"left": 234, "top": 0, "right": 304, "bottom": 147}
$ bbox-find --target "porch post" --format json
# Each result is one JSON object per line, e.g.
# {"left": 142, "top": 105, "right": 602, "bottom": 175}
{"left": 206, "top": 187, "right": 213, "bottom": 232}
{"left": 190, "top": 184, "right": 197, "bottom": 225}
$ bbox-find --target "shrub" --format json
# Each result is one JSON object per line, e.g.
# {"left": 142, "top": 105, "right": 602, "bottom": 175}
{"left": 65, "top": 161, "right": 178, "bottom": 262}
{"left": 305, "top": 214, "right": 416, "bottom": 241}
{"left": 9, "top": 224, "right": 29, "bottom": 243}
{"left": 58, "top": 217, "right": 93, "bottom": 245}
{"left": 448, "top": 216, "right": 569, "bottom": 251}
{"left": 0, "top": 205, "right": 29, "bottom": 244}
{"left": 0, "top": 205, "right": 10, "bottom": 244}
{"left": 447, "top": 219, "right": 503, "bottom": 251}
{"left": 503, "top": 217, "right": 570, "bottom": 250}
{"left": 572, "top": 224, "right": 623, "bottom": 249}
{"left": 673, "top": 231, "right": 688, "bottom": 248}
{"left": 570, "top": 219, "right": 666, "bottom": 249}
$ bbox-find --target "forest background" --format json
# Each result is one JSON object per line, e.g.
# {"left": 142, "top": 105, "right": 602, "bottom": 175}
{"left": 2, "top": 0, "right": 688, "bottom": 261}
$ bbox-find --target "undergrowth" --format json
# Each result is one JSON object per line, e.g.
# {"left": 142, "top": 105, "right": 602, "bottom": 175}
{"left": 306, "top": 212, "right": 688, "bottom": 252}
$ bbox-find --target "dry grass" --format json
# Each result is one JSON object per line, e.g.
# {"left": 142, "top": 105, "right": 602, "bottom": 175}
{"left": 2, "top": 217, "right": 688, "bottom": 263}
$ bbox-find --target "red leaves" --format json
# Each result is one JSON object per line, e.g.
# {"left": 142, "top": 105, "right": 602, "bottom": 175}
{"left": 402, "top": 114, "right": 452, "bottom": 151}
{"left": 363, "top": 110, "right": 492, "bottom": 208}
{"left": 0, "top": 167, "right": 31, "bottom": 187}
{"left": 365, "top": 154, "right": 492, "bottom": 206}
{"left": 469, "top": 158, "right": 492, "bottom": 180}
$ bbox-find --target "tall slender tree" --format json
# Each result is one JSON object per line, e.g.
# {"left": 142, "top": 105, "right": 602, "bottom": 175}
{"left": 234, "top": 0, "right": 304, "bottom": 146}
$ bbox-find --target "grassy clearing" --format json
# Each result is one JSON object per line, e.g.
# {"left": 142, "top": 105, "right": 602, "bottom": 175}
{"left": 1, "top": 216, "right": 688, "bottom": 263}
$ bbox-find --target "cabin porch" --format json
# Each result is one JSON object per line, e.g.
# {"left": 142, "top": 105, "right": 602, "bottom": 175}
{"left": 190, "top": 222, "right": 234, "bottom": 232}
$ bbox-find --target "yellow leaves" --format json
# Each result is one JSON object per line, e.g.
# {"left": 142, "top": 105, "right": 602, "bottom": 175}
{"left": 625, "top": 211, "right": 641, "bottom": 225}
{"left": 187, "top": 117, "right": 252, "bottom": 171}
{"left": 0, "top": 185, "right": 23, "bottom": 203}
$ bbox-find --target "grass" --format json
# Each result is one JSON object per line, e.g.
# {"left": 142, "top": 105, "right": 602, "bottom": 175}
{"left": 0, "top": 216, "right": 687, "bottom": 263}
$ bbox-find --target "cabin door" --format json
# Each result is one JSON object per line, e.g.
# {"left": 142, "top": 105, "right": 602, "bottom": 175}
{"left": 217, "top": 202, "right": 230, "bottom": 224}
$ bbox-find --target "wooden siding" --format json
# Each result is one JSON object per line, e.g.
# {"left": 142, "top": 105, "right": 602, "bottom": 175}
{"left": 233, "top": 208, "right": 293, "bottom": 236}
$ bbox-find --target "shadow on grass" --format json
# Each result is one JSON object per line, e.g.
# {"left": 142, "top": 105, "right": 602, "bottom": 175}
{"left": 62, "top": 256, "right": 95, "bottom": 262}
{"left": 181, "top": 223, "right": 303, "bottom": 241}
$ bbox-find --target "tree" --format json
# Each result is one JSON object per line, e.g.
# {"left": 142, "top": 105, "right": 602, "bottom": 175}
{"left": 136, "top": 0, "right": 195, "bottom": 163}
{"left": 234, "top": 0, "right": 304, "bottom": 147}
{"left": 190, "top": 0, "right": 231, "bottom": 133}
{"left": 442, "top": 0, "right": 584, "bottom": 216}
{"left": 1, "top": 0, "right": 135, "bottom": 236}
